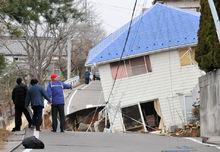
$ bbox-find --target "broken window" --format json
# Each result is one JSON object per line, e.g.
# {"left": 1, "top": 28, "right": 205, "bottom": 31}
{"left": 121, "top": 101, "right": 162, "bottom": 132}
{"left": 122, "top": 105, "right": 144, "bottom": 132}
{"left": 140, "top": 101, "right": 161, "bottom": 131}
{"left": 179, "top": 47, "right": 196, "bottom": 66}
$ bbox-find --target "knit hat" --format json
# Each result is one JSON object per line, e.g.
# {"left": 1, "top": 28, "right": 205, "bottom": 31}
{"left": 50, "top": 73, "right": 58, "bottom": 79}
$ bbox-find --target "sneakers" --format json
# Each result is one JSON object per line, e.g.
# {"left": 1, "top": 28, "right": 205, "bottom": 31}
{"left": 36, "top": 126, "right": 41, "bottom": 131}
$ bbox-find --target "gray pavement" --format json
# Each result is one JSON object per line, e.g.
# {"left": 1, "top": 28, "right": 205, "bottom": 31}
{"left": 1, "top": 130, "right": 25, "bottom": 152}
{"left": 10, "top": 131, "right": 220, "bottom": 152}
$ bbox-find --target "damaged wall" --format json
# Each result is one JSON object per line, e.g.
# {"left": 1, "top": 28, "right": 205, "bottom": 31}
{"left": 199, "top": 69, "right": 220, "bottom": 137}
{"left": 99, "top": 50, "right": 202, "bottom": 132}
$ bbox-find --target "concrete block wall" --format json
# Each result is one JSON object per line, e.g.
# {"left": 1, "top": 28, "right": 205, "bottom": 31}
{"left": 199, "top": 69, "right": 220, "bottom": 137}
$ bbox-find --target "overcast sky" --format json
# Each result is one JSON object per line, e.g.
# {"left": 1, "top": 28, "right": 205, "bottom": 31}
{"left": 88, "top": 0, "right": 154, "bottom": 34}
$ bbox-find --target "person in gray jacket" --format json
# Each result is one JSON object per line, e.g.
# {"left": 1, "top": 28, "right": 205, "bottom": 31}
{"left": 26, "top": 79, "right": 51, "bottom": 131}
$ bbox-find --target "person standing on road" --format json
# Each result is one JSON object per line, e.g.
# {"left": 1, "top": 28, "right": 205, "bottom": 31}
{"left": 11, "top": 78, "right": 33, "bottom": 132}
{"left": 26, "top": 79, "right": 51, "bottom": 131}
{"left": 84, "top": 69, "right": 90, "bottom": 84}
{"left": 47, "top": 73, "right": 72, "bottom": 132}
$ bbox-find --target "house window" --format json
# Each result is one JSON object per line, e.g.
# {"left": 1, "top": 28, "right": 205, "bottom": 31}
{"left": 110, "top": 61, "right": 127, "bottom": 79}
{"left": 110, "top": 55, "right": 152, "bottom": 79}
{"left": 127, "top": 57, "right": 147, "bottom": 75}
{"left": 179, "top": 47, "right": 196, "bottom": 66}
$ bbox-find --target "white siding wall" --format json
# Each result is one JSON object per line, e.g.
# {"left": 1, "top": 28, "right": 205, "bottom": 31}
{"left": 165, "top": 1, "right": 200, "bottom": 11}
{"left": 98, "top": 49, "right": 203, "bottom": 132}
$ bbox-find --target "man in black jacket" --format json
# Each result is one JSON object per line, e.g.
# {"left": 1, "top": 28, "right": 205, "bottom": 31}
{"left": 12, "top": 78, "right": 32, "bottom": 131}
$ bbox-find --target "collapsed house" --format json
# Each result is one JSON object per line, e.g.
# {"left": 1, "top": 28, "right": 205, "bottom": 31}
{"left": 86, "top": 3, "right": 203, "bottom": 132}
{"left": 65, "top": 81, "right": 107, "bottom": 131}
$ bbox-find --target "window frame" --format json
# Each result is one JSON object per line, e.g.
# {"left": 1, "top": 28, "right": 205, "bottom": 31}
{"left": 110, "top": 55, "right": 152, "bottom": 79}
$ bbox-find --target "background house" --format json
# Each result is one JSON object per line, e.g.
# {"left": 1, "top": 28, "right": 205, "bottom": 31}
{"left": 86, "top": 3, "right": 203, "bottom": 132}
{"left": 0, "top": 37, "right": 65, "bottom": 79}
{"left": 153, "top": 0, "right": 200, "bottom": 12}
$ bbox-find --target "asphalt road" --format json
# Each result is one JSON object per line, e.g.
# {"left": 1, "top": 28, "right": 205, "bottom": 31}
{"left": 12, "top": 131, "right": 220, "bottom": 152}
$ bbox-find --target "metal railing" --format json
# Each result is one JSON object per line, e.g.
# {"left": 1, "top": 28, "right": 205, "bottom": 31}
{"left": 65, "top": 76, "right": 80, "bottom": 86}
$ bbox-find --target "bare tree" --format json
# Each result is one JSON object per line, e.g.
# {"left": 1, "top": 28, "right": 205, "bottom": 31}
{"left": 0, "top": 0, "right": 85, "bottom": 84}
{"left": 56, "top": 4, "right": 106, "bottom": 78}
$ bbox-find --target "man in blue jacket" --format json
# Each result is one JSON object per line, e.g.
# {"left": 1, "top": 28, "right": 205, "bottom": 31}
{"left": 47, "top": 74, "right": 72, "bottom": 132}
{"left": 26, "top": 79, "right": 51, "bottom": 131}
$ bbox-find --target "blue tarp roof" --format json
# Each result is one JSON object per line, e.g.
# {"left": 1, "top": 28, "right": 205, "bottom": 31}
{"left": 86, "top": 3, "right": 200, "bottom": 66}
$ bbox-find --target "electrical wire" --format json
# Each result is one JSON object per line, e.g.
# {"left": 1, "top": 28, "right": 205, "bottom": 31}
{"left": 105, "top": 0, "right": 138, "bottom": 105}
{"left": 84, "top": 0, "right": 139, "bottom": 131}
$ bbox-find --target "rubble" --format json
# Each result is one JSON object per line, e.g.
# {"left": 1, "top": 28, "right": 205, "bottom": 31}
{"left": 0, "top": 129, "right": 10, "bottom": 146}
{"left": 170, "top": 122, "right": 200, "bottom": 137}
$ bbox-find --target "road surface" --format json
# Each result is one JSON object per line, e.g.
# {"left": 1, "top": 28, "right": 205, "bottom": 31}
{"left": 11, "top": 130, "right": 220, "bottom": 152}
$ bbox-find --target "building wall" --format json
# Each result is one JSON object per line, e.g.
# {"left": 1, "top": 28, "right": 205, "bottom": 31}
{"left": 155, "top": 0, "right": 200, "bottom": 11}
{"left": 98, "top": 49, "right": 203, "bottom": 132}
{"left": 199, "top": 69, "right": 220, "bottom": 137}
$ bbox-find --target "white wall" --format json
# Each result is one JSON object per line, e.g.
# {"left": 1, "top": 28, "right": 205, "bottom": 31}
{"left": 98, "top": 49, "right": 203, "bottom": 132}
{"left": 165, "top": 1, "right": 200, "bottom": 11}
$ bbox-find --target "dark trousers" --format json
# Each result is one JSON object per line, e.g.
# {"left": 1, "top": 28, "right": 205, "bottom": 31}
{"left": 32, "top": 106, "right": 43, "bottom": 130}
{"left": 14, "top": 106, "right": 32, "bottom": 130}
{"left": 85, "top": 78, "right": 90, "bottom": 84}
{"left": 51, "top": 104, "right": 65, "bottom": 131}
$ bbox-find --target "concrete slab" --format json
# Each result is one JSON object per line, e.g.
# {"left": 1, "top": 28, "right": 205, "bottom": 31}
{"left": 65, "top": 80, "right": 105, "bottom": 115}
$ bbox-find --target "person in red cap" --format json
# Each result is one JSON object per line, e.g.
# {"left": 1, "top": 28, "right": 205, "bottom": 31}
{"left": 50, "top": 73, "right": 58, "bottom": 79}
{"left": 47, "top": 73, "right": 72, "bottom": 132}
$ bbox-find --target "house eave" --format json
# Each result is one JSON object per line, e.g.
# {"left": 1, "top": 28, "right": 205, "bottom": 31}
{"left": 85, "top": 43, "right": 197, "bottom": 67}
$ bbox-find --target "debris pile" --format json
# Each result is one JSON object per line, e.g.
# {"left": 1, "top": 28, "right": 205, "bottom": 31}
{"left": 0, "top": 129, "right": 9, "bottom": 144}
{"left": 171, "top": 122, "right": 200, "bottom": 137}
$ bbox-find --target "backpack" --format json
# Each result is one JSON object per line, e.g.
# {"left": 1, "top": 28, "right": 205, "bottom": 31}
{"left": 22, "top": 136, "right": 45, "bottom": 149}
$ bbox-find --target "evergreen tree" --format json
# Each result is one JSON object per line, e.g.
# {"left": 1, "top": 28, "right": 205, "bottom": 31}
{"left": 195, "top": 0, "right": 220, "bottom": 72}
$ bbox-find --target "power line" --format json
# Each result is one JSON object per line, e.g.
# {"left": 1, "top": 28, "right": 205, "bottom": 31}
{"left": 105, "top": 0, "right": 138, "bottom": 105}
{"left": 91, "top": 1, "right": 134, "bottom": 11}
{"left": 85, "top": 0, "right": 139, "bottom": 131}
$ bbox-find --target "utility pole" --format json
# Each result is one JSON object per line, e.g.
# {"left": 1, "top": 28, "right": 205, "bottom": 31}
{"left": 208, "top": 0, "right": 220, "bottom": 42}
{"left": 67, "top": 37, "right": 71, "bottom": 80}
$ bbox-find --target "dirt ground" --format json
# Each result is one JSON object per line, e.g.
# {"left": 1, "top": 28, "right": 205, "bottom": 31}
{"left": 0, "top": 129, "right": 10, "bottom": 149}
